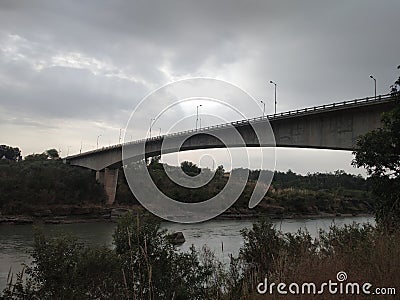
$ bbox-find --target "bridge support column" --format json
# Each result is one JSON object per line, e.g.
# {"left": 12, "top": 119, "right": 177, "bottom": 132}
{"left": 96, "top": 170, "right": 105, "bottom": 184}
{"left": 96, "top": 168, "right": 118, "bottom": 205}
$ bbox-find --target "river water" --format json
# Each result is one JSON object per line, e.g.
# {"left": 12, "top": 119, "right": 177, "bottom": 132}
{"left": 0, "top": 216, "right": 374, "bottom": 291}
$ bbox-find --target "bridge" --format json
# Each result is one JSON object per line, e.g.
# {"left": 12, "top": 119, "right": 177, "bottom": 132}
{"left": 65, "top": 94, "right": 397, "bottom": 204}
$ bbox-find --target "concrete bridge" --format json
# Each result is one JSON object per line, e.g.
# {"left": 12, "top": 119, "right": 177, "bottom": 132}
{"left": 65, "top": 94, "right": 397, "bottom": 204}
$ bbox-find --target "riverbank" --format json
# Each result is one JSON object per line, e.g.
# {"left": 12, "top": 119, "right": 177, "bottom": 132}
{"left": 0, "top": 204, "right": 373, "bottom": 225}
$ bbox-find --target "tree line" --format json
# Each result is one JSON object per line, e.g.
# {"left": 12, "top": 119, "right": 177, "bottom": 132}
{"left": 0, "top": 144, "right": 374, "bottom": 216}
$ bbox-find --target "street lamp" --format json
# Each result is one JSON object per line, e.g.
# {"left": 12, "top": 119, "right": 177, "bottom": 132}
{"left": 370, "top": 75, "right": 377, "bottom": 99}
{"left": 260, "top": 100, "right": 266, "bottom": 118}
{"left": 196, "top": 104, "right": 202, "bottom": 131}
{"left": 96, "top": 134, "right": 102, "bottom": 149}
{"left": 159, "top": 127, "right": 162, "bottom": 136}
{"left": 119, "top": 128, "right": 123, "bottom": 144}
{"left": 149, "top": 118, "right": 155, "bottom": 138}
{"left": 269, "top": 80, "right": 277, "bottom": 114}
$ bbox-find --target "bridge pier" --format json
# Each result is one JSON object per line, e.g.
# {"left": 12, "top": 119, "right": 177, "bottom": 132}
{"left": 95, "top": 170, "right": 104, "bottom": 183}
{"left": 96, "top": 168, "right": 118, "bottom": 205}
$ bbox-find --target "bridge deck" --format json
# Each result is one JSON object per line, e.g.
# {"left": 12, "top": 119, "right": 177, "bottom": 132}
{"left": 66, "top": 93, "right": 397, "bottom": 160}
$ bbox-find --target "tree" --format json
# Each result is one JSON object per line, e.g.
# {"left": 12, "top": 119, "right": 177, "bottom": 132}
{"left": 353, "top": 66, "right": 400, "bottom": 231}
{"left": 46, "top": 149, "right": 60, "bottom": 160}
{"left": 180, "top": 161, "right": 201, "bottom": 176}
{"left": 24, "top": 153, "right": 48, "bottom": 161}
{"left": 0, "top": 145, "right": 22, "bottom": 161}
{"left": 25, "top": 149, "right": 60, "bottom": 161}
{"left": 215, "top": 165, "right": 225, "bottom": 178}
{"left": 148, "top": 155, "right": 163, "bottom": 170}
{"left": 390, "top": 65, "right": 400, "bottom": 95}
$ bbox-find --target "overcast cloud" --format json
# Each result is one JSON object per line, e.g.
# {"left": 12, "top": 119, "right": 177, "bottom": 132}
{"left": 1, "top": 0, "right": 399, "bottom": 174}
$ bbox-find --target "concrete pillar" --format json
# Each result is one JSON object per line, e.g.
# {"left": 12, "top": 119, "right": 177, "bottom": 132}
{"left": 96, "top": 170, "right": 105, "bottom": 184}
{"left": 96, "top": 168, "right": 118, "bottom": 205}
{"left": 104, "top": 168, "right": 119, "bottom": 205}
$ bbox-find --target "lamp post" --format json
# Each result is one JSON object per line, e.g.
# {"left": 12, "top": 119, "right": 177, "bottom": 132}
{"left": 260, "top": 100, "right": 266, "bottom": 118}
{"left": 119, "top": 128, "right": 123, "bottom": 144}
{"left": 269, "top": 80, "right": 277, "bottom": 114}
{"left": 149, "top": 118, "right": 155, "bottom": 138}
{"left": 96, "top": 134, "right": 102, "bottom": 149}
{"left": 196, "top": 104, "right": 202, "bottom": 131}
{"left": 159, "top": 127, "right": 162, "bottom": 136}
{"left": 370, "top": 75, "right": 377, "bottom": 99}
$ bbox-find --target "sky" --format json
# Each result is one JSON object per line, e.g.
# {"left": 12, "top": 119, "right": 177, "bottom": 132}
{"left": 1, "top": 0, "right": 399, "bottom": 175}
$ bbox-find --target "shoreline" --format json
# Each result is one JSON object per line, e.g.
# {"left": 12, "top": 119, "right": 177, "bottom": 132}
{"left": 0, "top": 205, "right": 374, "bottom": 225}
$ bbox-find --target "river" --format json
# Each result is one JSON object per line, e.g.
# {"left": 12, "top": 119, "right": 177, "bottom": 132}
{"left": 0, "top": 216, "right": 374, "bottom": 291}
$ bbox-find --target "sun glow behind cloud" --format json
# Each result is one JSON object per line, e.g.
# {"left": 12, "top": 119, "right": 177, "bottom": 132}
{"left": 1, "top": 1, "right": 399, "bottom": 175}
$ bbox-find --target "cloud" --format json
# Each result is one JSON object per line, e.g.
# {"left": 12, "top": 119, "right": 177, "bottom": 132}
{"left": 0, "top": 0, "right": 399, "bottom": 174}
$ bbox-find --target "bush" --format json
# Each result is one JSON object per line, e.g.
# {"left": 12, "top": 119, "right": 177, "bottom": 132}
{"left": 113, "top": 214, "right": 225, "bottom": 299}
{"left": 236, "top": 220, "right": 400, "bottom": 299}
{"left": 2, "top": 214, "right": 227, "bottom": 300}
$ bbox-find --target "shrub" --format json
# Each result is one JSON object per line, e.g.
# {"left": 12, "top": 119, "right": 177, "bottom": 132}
{"left": 2, "top": 214, "right": 227, "bottom": 300}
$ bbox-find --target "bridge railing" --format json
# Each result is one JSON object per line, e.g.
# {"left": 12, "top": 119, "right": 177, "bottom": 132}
{"left": 67, "top": 93, "right": 395, "bottom": 158}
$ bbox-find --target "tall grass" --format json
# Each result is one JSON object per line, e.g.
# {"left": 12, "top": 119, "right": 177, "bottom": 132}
{"left": 237, "top": 222, "right": 399, "bottom": 299}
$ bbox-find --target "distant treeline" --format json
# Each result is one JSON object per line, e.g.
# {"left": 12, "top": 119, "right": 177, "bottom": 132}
{"left": 251, "top": 169, "right": 369, "bottom": 191}
{"left": 0, "top": 159, "right": 104, "bottom": 214}
{"left": 0, "top": 148, "right": 373, "bottom": 216}
{"left": 116, "top": 158, "right": 373, "bottom": 215}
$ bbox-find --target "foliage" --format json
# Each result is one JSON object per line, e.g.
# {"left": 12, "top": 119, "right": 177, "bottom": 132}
{"left": 115, "top": 160, "right": 372, "bottom": 215}
{"left": 45, "top": 149, "right": 59, "bottom": 159}
{"left": 236, "top": 220, "right": 399, "bottom": 298}
{"left": 25, "top": 149, "right": 60, "bottom": 161}
{"left": 353, "top": 105, "right": 400, "bottom": 177}
{"left": 2, "top": 231, "right": 125, "bottom": 299}
{"left": 272, "top": 169, "right": 369, "bottom": 191}
{"left": 240, "top": 219, "right": 285, "bottom": 276}
{"left": 3, "top": 218, "right": 400, "bottom": 299}
{"left": 2, "top": 215, "right": 227, "bottom": 300}
{"left": 24, "top": 153, "right": 48, "bottom": 161}
{"left": 148, "top": 155, "right": 163, "bottom": 170}
{"left": 132, "top": 161, "right": 227, "bottom": 204}
{"left": 0, "top": 148, "right": 372, "bottom": 216}
{"left": 0, "top": 145, "right": 22, "bottom": 161}
{"left": 390, "top": 65, "right": 400, "bottom": 95}
{"left": 318, "top": 222, "right": 375, "bottom": 257}
{"left": 180, "top": 160, "right": 201, "bottom": 176}
{"left": 215, "top": 165, "right": 225, "bottom": 178}
{"left": 353, "top": 67, "right": 400, "bottom": 231}
{"left": 3, "top": 215, "right": 228, "bottom": 300}
{"left": 0, "top": 158, "right": 105, "bottom": 214}
{"left": 113, "top": 214, "right": 223, "bottom": 299}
